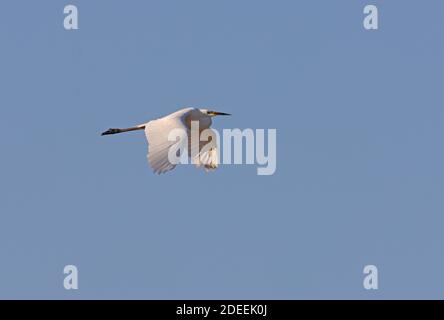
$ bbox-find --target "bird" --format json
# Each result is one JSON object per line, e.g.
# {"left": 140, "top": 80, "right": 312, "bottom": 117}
{"left": 101, "top": 107, "right": 231, "bottom": 174}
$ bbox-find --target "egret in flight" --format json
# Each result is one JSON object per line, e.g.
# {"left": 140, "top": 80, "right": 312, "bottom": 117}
{"left": 101, "top": 107, "right": 231, "bottom": 174}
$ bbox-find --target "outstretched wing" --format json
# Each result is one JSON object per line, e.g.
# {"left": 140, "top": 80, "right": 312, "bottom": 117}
{"left": 144, "top": 112, "right": 190, "bottom": 174}
{"left": 144, "top": 108, "right": 219, "bottom": 174}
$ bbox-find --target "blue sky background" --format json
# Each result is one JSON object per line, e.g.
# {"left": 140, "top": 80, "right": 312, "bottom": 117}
{"left": 1, "top": 0, "right": 443, "bottom": 299}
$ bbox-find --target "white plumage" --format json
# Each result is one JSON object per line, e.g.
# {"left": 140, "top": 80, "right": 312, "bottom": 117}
{"left": 101, "top": 107, "right": 230, "bottom": 174}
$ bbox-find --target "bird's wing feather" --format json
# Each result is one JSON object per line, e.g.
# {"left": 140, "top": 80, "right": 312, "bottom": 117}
{"left": 145, "top": 108, "right": 219, "bottom": 174}
{"left": 191, "top": 128, "right": 219, "bottom": 171}
{"left": 144, "top": 114, "right": 189, "bottom": 174}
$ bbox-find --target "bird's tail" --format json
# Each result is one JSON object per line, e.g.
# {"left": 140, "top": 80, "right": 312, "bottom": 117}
{"left": 101, "top": 124, "right": 146, "bottom": 136}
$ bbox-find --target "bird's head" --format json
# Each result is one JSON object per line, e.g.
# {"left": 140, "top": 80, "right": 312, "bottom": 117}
{"left": 199, "top": 109, "right": 231, "bottom": 117}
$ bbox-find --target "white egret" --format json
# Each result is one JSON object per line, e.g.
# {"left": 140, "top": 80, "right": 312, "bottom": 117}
{"left": 101, "top": 107, "right": 231, "bottom": 174}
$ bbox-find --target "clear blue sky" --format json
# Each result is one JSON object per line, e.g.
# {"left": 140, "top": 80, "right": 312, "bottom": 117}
{"left": 1, "top": 0, "right": 443, "bottom": 299}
